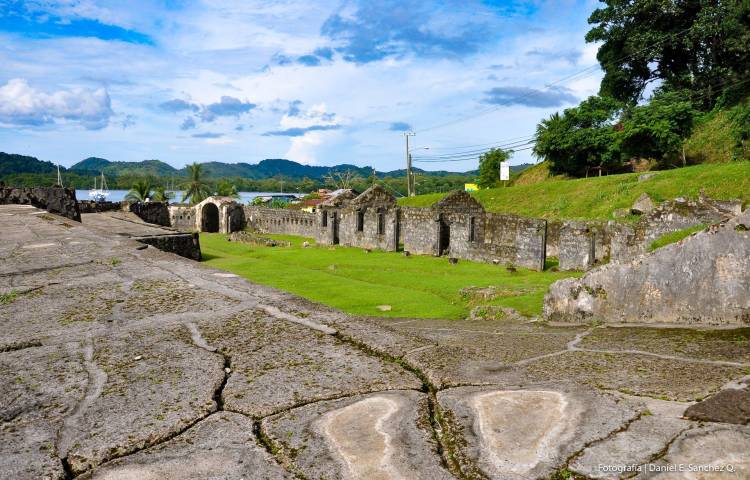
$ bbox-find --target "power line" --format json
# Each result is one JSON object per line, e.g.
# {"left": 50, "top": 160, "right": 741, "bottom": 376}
{"left": 412, "top": 138, "right": 535, "bottom": 158}
{"left": 412, "top": 141, "right": 535, "bottom": 160}
{"left": 411, "top": 138, "right": 536, "bottom": 159}
{"left": 413, "top": 144, "right": 536, "bottom": 163}
{"left": 414, "top": 134, "right": 535, "bottom": 151}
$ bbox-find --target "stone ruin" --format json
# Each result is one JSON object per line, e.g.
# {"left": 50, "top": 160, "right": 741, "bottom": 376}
{"left": 314, "top": 188, "right": 358, "bottom": 245}
{"left": 1, "top": 184, "right": 744, "bottom": 277}
{"left": 403, "top": 191, "right": 547, "bottom": 271}
{"left": 544, "top": 208, "right": 750, "bottom": 325}
{"left": 608, "top": 192, "right": 743, "bottom": 263}
{"left": 330, "top": 185, "right": 400, "bottom": 251}
{"left": 211, "top": 188, "right": 745, "bottom": 276}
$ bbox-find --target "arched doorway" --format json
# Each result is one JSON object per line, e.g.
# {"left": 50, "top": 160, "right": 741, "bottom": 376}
{"left": 201, "top": 202, "right": 220, "bottom": 232}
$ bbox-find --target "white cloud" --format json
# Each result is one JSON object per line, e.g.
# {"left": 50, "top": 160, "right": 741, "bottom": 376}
{"left": 0, "top": 1, "right": 604, "bottom": 170}
{"left": 286, "top": 132, "right": 325, "bottom": 165}
{"left": 273, "top": 102, "right": 344, "bottom": 164}
{"left": 0, "top": 78, "right": 113, "bottom": 129}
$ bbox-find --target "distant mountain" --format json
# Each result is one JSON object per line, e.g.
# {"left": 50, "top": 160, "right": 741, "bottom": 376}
{"left": 68, "top": 157, "right": 475, "bottom": 180}
{"left": 0, "top": 152, "right": 59, "bottom": 176}
{"left": 4, "top": 153, "right": 517, "bottom": 183}
{"left": 71, "top": 157, "right": 180, "bottom": 177}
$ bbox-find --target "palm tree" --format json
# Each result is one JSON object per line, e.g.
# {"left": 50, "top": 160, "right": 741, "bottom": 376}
{"left": 215, "top": 180, "right": 240, "bottom": 199}
{"left": 182, "top": 163, "right": 211, "bottom": 205}
{"left": 152, "top": 185, "right": 174, "bottom": 203}
{"left": 125, "top": 180, "right": 152, "bottom": 202}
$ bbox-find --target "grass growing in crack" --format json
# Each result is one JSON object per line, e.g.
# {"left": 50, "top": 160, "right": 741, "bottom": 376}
{"left": 201, "top": 233, "right": 578, "bottom": 319}
{"left": 0, "top": 290, "right": 18, "bottom": 306}
{"left": 549, "top": 468, "right": 582, "bottom": 479}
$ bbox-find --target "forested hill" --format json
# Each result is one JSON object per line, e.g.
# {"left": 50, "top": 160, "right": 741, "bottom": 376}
{"left": 68, "top": 157, "right": 474, "bottom": 180}
{"left": 0, "top": 154, "right": 474, "bottom": 180}
{"left": 0, "top": 152, "right": 58, "bottom": 176}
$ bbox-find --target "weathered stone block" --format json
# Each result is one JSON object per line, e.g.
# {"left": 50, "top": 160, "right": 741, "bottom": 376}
{"left": 631, "top": 192, "right": 655, "bottom": 214}
{"left": 544, "top": 210, "right": 750, "bottom": 325}
{"left": 558, "top": 221, "right": 595, "bottom": 271}
{"left": 0, "top": 186, "right": 80, "bottom": 221}
{"left": 129, "top": 201, "right": 170, "bottom": 226}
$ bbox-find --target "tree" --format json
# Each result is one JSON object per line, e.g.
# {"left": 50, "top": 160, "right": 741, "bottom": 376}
{"left": 534, "top": 96, "right": 624, "bottom": 177}
{"left": 477, "top": 148, "right": 512, "bottom": 189}
{"left": 215, "top": 180, "right": 240, "bottom": 199}
{"left": 182, "top": 163, "right": 211, "bottom": 205}
{"left": 617, "top": 90, "right": 697, "bottom": 166}
{"left": 324, "top": 170, "right": 358, "bottom": 190}
{"left": 151, "top": 185, "right": 174, "bottom": 203}
{"left": 587, "top": 1, "right": 750, "bottom": 109}
{"left": 125, "top": 180, "right": 152, "bottom": 202}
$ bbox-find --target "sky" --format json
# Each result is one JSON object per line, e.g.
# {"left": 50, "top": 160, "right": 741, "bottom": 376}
{"left": 0, "top": 0, "right": 604, "bottom": 171}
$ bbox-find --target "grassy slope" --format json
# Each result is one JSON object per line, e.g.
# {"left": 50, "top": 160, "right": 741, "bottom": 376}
{"left": 201, "top": 234, "right": 577, "bottom": 319}
{"left": 683, "top": 111, "right": 737, "bottom": 164}
{"left": 399, "top": 162, "right": 750, "bottom": 221}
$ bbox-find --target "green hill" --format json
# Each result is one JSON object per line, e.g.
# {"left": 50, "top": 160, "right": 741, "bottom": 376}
{"left": 0, "top": 152, "right": 59, "bottom": 176}
{"left": 71, "top": 158, "right": 180, "bottom": 177}
{"left": 399, "top": 162, "right": 750, "bottom": 221}
{"left": 66, "top": 157, "right": 470, "bottom": 181}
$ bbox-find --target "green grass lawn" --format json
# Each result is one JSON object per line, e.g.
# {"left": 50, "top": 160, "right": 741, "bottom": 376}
{"left": 400, "top": 162, "right": 750, "bottom": 221}
{"left": 200, "top": 233, "right": 578, "bottom": 320}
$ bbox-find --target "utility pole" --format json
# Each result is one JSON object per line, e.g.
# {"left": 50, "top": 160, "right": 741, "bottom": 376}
{"left": 404, "top": 132, "right": 416, "bottom": 197}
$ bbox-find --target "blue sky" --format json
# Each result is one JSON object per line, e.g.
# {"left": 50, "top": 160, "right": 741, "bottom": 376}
{"left": 0, "top": 0, "right": 603, "bottom": 171}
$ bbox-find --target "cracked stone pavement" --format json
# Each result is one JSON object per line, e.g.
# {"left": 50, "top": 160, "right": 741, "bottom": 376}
{"left": 1, "top": 205, "right": 749, "bottom": 479}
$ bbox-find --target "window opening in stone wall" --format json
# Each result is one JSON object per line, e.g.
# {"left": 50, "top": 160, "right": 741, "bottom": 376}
{"left": 357, "top": 209, "right": 365, "bottom": 232}
{"left": 322, "top": 211, "right": 328, "bottom": 227}
{"left": 377, "top": 211, "right": 385, "bottom": 235}
{"left": 469, "top": 216, "right": 476, "bottom": 242}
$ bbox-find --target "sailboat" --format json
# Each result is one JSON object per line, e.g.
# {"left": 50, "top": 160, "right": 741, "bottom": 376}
{"left": 89, "top": 172, "right": 110, "bottom": 202}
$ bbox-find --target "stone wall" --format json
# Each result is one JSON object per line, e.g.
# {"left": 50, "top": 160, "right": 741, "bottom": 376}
{"left": 314, "top": 189, "right": 358, "bottom": 246}
{"left": 544, "top": 210, "right": 750, "bottom": 326}
{"left": 609, "top": 194, "right": 742, "bottom": 263}
{"left": 546, "top": 220, "right": 562, "bottom": 258}
{"left": 558, "top": 221, "right": 596, "bottom": 271}
{"left": 402, "top": 191, "right": 546, "bottom": 270}
{"left": 335, "top": 185, "right": 400, "bottom": 251}
{"left": 245, "top": 206, "right": 316, "bottom": 237}
{"left": 0, "top": 187, "right": 80, "bottom": 221}
{"left": 337, "top": 207, "right": 400, "bottom": 251}
{"left": 168, "top": 205, "right": 197, "bottom": 231}
{"left": 136, "top": 233, "right": 202, "bottom": 261}
{"left": 449, "top": 213, "right": 546, "bottom": 271}
{"left": 590, "top": 222, "right": 610, "bottom": 263}
{"left": 401, "top": 207, "right": 438, "bottom": 255}
{"left": 129, "top": 202, "right": 170, "bottom": 227}
{"left": 314, "top": 208, "right": 338, "bottom": 245}
{"left": 79, "top": 201, "right": 124, "bottom": 214}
